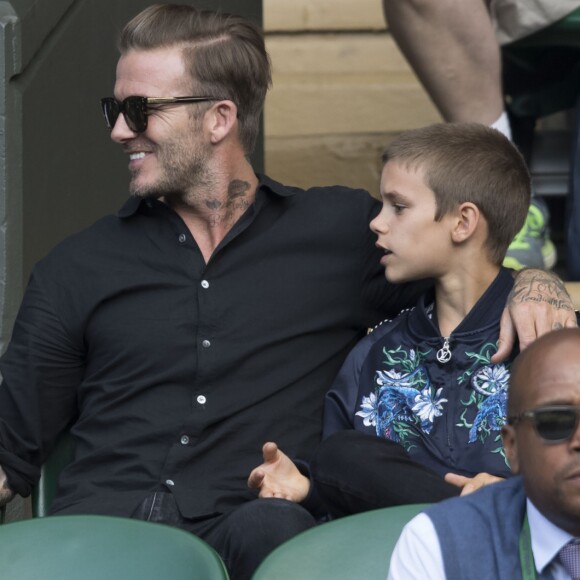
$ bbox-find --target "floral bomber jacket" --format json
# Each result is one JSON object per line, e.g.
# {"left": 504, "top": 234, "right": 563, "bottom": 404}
{"left": 322, "top": 268, "right": 516, "bottom": 479}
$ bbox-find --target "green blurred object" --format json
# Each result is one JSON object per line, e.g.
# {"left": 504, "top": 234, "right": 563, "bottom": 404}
{"left": 501, "top": 7, "right": 580, "bottom": 278}
{"left": 0, "top": 514, "right": 229, "bottom": 580}
{"left": 0, "top": 432, "right": 74, "bottom": 524}
{"left": 32, "top": 432, "right": 75, "bottom": 517}
{"left": 252, "top": 503, "right": 428, "bottom": 580}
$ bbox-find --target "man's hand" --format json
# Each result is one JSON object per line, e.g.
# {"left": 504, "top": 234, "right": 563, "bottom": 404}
{"left": 492, "top": 268, "right": 577, "bottom": 363}
{"left": 247, "top": 442, "right": 310, "bottom": 503}
{"left": 444, "top": 472, "right": 504, "bottom": 496}
{"left": 0, "top": 466, "right": 14, "bottom": 507}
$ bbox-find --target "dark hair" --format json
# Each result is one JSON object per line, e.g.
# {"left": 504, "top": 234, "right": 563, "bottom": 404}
{"left": 382, "top": 123, "right": 531, "bottom": 264}
{"left": 119, "top": 3, "right": 272, "bottom": 154}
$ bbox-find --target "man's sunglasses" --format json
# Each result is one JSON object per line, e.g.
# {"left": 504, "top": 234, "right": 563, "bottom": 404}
{"left": 100, "top": 96, "right": 222, "bottom": 133}
{"left": 508, "top": 405, "right": 580, "bottom": 443}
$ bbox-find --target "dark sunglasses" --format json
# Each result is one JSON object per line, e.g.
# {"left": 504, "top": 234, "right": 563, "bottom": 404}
{"left": 508, "top": 405, "right": 580, "bottom": 443}
{"left": 100, "top": 96, "right": 222, "bottom": 133}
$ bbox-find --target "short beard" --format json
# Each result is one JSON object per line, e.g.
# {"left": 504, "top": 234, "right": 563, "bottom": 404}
{"left": 129, "top": 134, "right": 213, "bottom": 203}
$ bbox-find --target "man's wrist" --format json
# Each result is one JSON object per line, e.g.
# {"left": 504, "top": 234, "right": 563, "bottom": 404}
{"left": 509, "top": 268, "right": 573, "bottom": 312}
{"left": 0, "top": 467, "right": 15, "bottom": 507}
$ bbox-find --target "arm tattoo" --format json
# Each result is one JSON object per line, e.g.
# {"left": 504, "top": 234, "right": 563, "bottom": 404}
{"left": 509, "top": 270, "right": 574, "bottom": 312}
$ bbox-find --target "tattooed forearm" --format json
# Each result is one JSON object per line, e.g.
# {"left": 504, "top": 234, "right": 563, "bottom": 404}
{"left": 0, "top": 466, "right": 14, "bottom": 507}
{"left": 509, "top": 269, "right": 574, "bottom": 312}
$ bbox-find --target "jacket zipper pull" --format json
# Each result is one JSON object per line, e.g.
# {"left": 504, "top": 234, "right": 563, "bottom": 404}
{"left": 437, "top": 337, "right": 452, "bottom": 363}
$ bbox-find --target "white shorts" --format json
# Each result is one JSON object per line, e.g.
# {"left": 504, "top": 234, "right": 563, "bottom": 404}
{"left": 490, "top": 0, "right": 580, "bottom": 44}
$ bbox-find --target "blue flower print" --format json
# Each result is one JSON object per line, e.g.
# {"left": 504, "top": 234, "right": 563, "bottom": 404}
{"left": 468, "top": 364, "right": 509, "bottom": 443}
{"left": 374, "top": 367, "right": 447, "bottom": 442}
{"left": 376, "top": 382, "right": 420, "bottom": 441}
{"left": 376, "top": 368, "right": 406, "bottom": 387}
{"left": 471, "top": 364, "right": 509, "bottom": 396}
{"left": 356, "top": 392, "right": 378, "bottom": 427}
{"left": 412, "top": 387, "right": 448, "bottom": 433}
{"left": 356, "top": 345, "right": 441, "bottom": 450}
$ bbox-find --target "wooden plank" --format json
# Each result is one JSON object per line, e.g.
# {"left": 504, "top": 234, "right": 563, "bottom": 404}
{"left": 565, "top": 282, "right": 580, "bottom": 310}
{"left": 265, "top": 133, "right": 395, "bottom": 193}
{"left": 264, "top": 0, "right": 385, "bottom": 32}
{"left": 265, "top": 33, "right": 440, "bottom": 137}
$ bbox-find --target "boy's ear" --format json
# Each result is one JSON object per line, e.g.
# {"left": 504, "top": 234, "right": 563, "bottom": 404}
{"left": 451, "top": 202, "right": 480, "bottom": 243}
{"left": 206, "top": 100, "right": 238, "bottom": 144}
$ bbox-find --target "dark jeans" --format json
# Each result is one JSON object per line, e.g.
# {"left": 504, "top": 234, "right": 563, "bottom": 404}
{"left": 310, "top": 430, "right": 459, "bottom": 518}
{"left": 132, "top": 492, "right": 315, "bottom": 580}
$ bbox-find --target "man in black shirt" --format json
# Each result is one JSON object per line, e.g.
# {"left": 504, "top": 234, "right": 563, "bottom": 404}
{"left": 0, "top": 4, "right": 575, "bottom": 579}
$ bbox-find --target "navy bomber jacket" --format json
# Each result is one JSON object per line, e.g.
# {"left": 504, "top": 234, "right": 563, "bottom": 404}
{"left": 323, "top": 267, "right": 515, "bottom": 479}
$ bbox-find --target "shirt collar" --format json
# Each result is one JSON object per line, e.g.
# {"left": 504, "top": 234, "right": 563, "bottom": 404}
{"left": 117, "top": 195, "right": 143, "bottom": 218}
{"left": 527, "top": 498, "right": 575, "bottom": 573}
{"left": 255, "top": 174, "right": 299, "bottom": 198}
{"left": 116, "top": 174, "right": 298, "bottom": 219}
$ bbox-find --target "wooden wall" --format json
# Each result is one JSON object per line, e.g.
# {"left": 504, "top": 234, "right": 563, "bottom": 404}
{"left": 263, "top": 0, "right": 441, "bottom": 195}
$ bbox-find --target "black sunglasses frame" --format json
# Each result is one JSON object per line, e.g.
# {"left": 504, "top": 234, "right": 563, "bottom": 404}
{"left": 508, "top": 405, "right": 580, "bottom": 444}
{"left": 100, "top": 96, "right": 223, "bottom": 133}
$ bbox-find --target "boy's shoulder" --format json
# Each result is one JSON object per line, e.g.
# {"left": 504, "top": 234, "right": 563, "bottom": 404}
{"left": 339, "top": 307, "right": 418, "bottom": 377}
{"left": 365, "top": 306, "right": 417, "bottom": 344}
{"left": 370, "top": 306, "right": 415, "bottom": 329}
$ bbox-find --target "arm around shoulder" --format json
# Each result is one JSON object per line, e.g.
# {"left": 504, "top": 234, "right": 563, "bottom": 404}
{"left": 493, "top": 268, "right": 577, "bottom": 362}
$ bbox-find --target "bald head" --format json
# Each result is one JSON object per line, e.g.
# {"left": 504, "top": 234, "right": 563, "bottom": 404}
{"left": 502, "top": 327, "right": 580, "bottom": 536}
{"left": 508, "top": 328, "right": 580, "bottom": 417}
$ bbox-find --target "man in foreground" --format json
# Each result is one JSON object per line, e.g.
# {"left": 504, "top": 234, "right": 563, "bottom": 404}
{"left": 389, "top": 327, "right": 580, "bottom": 579}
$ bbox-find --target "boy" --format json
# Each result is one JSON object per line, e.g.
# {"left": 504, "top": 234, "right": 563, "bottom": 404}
{"left": 248, "top": 122, "right": 531, "bottom": 515}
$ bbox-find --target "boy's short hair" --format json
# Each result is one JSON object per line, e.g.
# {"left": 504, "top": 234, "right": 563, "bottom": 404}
{"left": 382, "top": 122, "right": 531, "bottom": 265}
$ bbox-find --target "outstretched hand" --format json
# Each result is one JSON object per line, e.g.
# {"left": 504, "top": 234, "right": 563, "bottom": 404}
{"left": 492, "top": 269, "right": 577, "bottom": 363}
{"left": 247, "top": 442, "right": 311, "bottom": 503}
{"left": 444, "top": 472, "right": 504, "bottom": 496}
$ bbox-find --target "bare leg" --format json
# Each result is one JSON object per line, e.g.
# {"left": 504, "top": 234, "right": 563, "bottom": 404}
{"left": 383, "top": 0, "right": 503, "bottom": 125}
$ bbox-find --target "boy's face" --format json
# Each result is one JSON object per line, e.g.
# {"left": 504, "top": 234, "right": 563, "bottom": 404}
{"left": 370, "top": 160, "right": 456, "bottom": 283}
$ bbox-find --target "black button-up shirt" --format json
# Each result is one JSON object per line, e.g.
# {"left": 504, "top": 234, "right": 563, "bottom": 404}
{"left": 0, "top": 175, "right": 419, "bottom": 518}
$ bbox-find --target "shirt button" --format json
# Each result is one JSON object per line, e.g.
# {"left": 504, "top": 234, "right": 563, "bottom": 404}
{"left": 197, "top": 395, "right": 207, "bottom": 405}
{"left": 180, "top": 435, "right": 190, "bottom": 445}
{"left": 202, "top": 339, "right": 211, "bottom": 348}
{"left": 165, "top": 479, "right": 175, "bottom": 487}
{"left": 178, "top": 233, "right": 187, "bottom": 243}
{"left": 201, "top": 280, "right": 210, "bottom": 289}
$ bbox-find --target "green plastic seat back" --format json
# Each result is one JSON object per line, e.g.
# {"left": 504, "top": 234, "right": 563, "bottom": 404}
{"left": 0, "top": 514, "right": 229, "bottom": 580}
{"left": 252, "top": 503, "right": 428, "bottom": 580}
{"left": 32, "top": 432, "right": 75, "bottom": 517}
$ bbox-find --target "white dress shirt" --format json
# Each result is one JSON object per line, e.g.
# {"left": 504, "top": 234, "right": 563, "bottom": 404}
{"left": 387, "top": 499, "right": 576, "bottom": 580}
